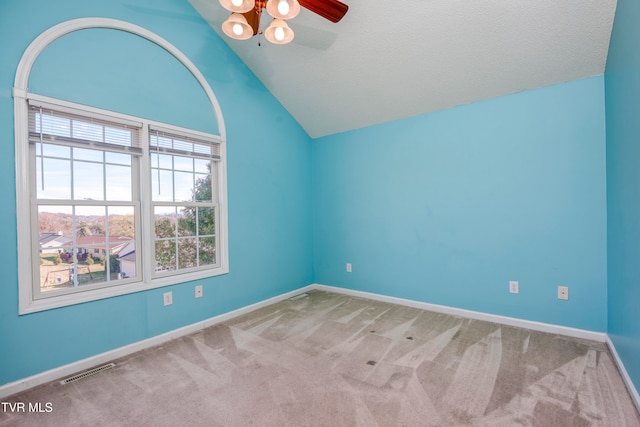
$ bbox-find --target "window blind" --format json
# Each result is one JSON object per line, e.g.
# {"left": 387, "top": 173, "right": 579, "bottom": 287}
{"left": 149, "top": 126, "right": 221, "bottom": 161}
{"left": 28, "top": 104, "right": 143, "bottom": 155}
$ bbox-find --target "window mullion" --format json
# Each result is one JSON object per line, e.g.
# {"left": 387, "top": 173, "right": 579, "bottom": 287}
{"left": 38, "top": 107, "right": 45, "bottom": 191}
{"left": 139, "top": 124, "right": 153, "bottom": 283}
{"left": 70, "top": 148, "right": 75, "bottom": 201}
{"left": 174, "top": 206, "right": 179, "bottom": 271}
{"left": 196, "top": 207, "right": 200, "bottom": 267}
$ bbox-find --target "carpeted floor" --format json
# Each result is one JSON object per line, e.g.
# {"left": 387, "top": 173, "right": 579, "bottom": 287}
{"left": 2, "top": 290, "right": 639, "bottom": 426}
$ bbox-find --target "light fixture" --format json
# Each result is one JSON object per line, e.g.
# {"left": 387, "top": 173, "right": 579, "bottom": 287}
{"left": 219, "top": 0, "right": 255, "bottom": 13}
{"left": 265, "top": 0, "right": 300, "bottom": 20}
{"left": 221, "top": 13, "right": 254, "bottom": 40}
{"left": 264, "top": 19, "right": 294, "bottom": 44}
{"left": 219, "top": 0, "right": 299, "bottom": 45}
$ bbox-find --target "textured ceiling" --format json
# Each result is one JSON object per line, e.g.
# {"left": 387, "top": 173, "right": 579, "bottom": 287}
{"left": 189, "top": 0, "right": 617, "bottom": 138}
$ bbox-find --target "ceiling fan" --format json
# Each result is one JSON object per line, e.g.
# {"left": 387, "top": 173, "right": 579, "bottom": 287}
{"left": 219, "top": 0, "right": 348, "bottom": 45}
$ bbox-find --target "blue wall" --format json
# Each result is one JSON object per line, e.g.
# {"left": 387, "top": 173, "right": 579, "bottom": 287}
{"left": 605, "top": 0, "right": 640, "bottom": 396}
{"left": 313, "top": 77, "right": 608, "bottom": 332}
{"left": 0, "top": 0, "right": 313, "bottom": 386}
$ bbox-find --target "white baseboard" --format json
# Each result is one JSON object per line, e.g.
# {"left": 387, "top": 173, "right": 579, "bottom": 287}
{"left": 0, "top": 284, "right": 315, "bottom": 400}
{"left": 310, "top": 284, "right": 607, "bottom": 342}
{"left": 606, "top": 335, "right": 640, "bottom": 414}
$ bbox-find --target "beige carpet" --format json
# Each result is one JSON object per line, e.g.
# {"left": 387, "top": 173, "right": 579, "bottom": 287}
{"left": 1, "top": 290, "right": 639, "bottom": 426}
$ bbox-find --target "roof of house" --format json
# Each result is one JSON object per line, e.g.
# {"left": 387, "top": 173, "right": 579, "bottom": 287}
{"left": 76, "top": 235, "right": 130, "bottom": 244}
{"left": 118, "top": 251, "right": 136, "bottom": 262}
{"left": 62, "top": 236, "right": 133, "bottom": 250}
{"left": 39, "top": 233, "right": 71, "bottom": 246}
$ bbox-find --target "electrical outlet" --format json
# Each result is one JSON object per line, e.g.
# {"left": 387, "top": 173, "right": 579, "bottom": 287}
{"left": 558, "top": 286, "right": 569, "bottom": 300}
{"left": 163, "top": 291, "right": 173, "bottom": 306}
{"left": 195, "top": 285, "right": 203, "bottom": 298}
{"left": 346, "top": 263, "right": 352, "bottom": 273}
{"left": 509, "top": 281, "right": 519, "bottom": 294}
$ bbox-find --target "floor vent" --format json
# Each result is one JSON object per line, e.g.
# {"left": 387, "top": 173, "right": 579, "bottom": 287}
{"left": 289, "top": 293, "right": 309, "bottom": 301}
{"left": 60, "top": 363, "right": 116, "bottom": 385}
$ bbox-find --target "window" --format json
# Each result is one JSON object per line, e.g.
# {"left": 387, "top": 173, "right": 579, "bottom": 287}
{"left": 15, "top": 19, "right": 228, "bottom": 314}
{"left": 31, "top": 103, "right": 141, "bottom": 298}
{"left": 150, "top": 128, "right": 220, "bottom": 275}
{"left": 17, "top": 95, "right": 228, "bottom": 313}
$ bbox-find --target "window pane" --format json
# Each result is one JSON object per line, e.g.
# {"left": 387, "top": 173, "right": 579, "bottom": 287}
{"left": 86, "top": 246, "right": 106, "bottom": 263}
{"left": 158, "top": 154, "right": 172, "bottom": 169}
{"left": 173, "top": 156, "right": 193, "bottom": 172}
{"left": 152, "top": 169, "right": 174, "bottom": 201}
{"left": 109, "top": 234, "right": 136, "bottom": 281}
{"left": 72, "top": 252, "right": 108, "bottom": 286}
{"left": 75, "top": 206, "right": 106, "bottom": 238}
{"left": 194, "top": 159, "right": 209, "bottom": 174}
{"left": 39, "top": 143, "right": 70, "bottom": 159}
{"left": 37, "top": 158, "right": 71, "bottom": 199}
{"left": 109, "top": 207, "right": 135, "bottom": 239}
{"left": 155, "top": 240, "right": 176, "bottom": 272}
{"left": 73, "top": 147, "right": 103, "bottom": 162}
{"left": 117, "top": 246, "right": 137, "bottom": 280}
{"left": 178, "top": 207, "right": 195, "bottom": 237}
{"left": 40, "top": 261, "right": 73, "bottom": 293}
{"left": 174, "top": 171, "right": 193, "bottom": 202}
{"left": 38, "top": 206, "right": 72, "bottom": 254}
{"left": 105, "top": 152, "right": 131, "bottom": 166}
{"left": 155, "top": 206, "right": 176, "bottom": 238}
{"left": 197, "top": 207, "right": 215, "bottom": 236}
{"left": 73, "top": 161, "right": 104, "bottom": 200}
{"left": 178, "top": 238, "right": 197, "bottom": 269}
{"left": 199, "top": 237, "right": 216, "bottom": 266}
{"left": 194, "top": 174, "right": 211, "bottom": 202}
{"left": 105, "top": 164, "right": 132, "bottom": 201}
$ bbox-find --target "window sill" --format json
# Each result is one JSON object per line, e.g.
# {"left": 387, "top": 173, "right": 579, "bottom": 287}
{"left": 19, "top": 266, "right": 229, "bottom": 315}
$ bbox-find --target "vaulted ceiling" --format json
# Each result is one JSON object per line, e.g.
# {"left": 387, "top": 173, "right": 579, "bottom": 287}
{"left": 190, "top": 0, "right": 617, "bottom": 138}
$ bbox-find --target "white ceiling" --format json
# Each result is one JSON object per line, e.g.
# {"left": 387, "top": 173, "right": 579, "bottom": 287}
{"left": 189, "top": 0, "right": 617, "bottom": 138}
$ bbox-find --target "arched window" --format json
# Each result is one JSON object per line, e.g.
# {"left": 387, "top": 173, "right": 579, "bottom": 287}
{"left": 14, "top": 19, "right": 228, "bottom": 314}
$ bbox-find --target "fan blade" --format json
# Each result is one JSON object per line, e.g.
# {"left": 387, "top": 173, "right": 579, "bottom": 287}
{"left": 299, "top": 0, "right": 348, "bottom": 23}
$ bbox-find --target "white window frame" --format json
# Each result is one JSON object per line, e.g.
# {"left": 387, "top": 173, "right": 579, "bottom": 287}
{"left": 148, "top": 125, "right": 222, "bottom": 277}
{"left": 14, "top": 18, "right": 228, "bottom": 314}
